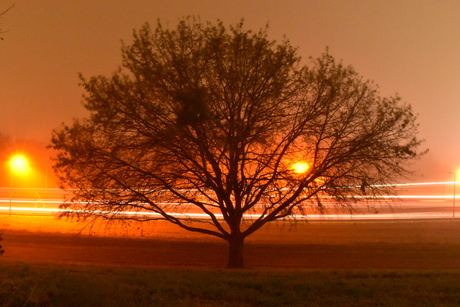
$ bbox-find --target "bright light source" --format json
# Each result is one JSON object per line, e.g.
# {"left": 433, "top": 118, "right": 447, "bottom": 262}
{"left": 9, "top": 155, "right": 30, "bottom": 175}
{"left": 290, "top": 161, "right": 310, "bottom": 174}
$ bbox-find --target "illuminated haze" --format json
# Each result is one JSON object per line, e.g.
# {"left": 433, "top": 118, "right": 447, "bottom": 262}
{"left": 0, "top": 0, "right": 459, "bottom": 182}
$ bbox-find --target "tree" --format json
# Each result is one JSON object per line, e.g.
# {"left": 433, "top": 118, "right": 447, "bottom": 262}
{"left": 50, "top": 17, "right": 424, "bottom": 268}
{"left": 0, "top": 3, "right": 13, "bottom": 40}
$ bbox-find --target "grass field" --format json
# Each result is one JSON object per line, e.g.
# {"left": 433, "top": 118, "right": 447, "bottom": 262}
{"left": 2, "top": 218, "right": 460, "bottom": 305}
{"left": 2, "top": 262, "right": 460, "bottom": 306}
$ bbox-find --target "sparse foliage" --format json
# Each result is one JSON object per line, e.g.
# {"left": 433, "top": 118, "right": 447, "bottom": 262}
{"left": 50, "top": 17, "right": 424, "bottom": 268}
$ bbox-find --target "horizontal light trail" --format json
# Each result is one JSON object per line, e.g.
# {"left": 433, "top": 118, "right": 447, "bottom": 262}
{"left": 0, "top": 199, "right": 64, "bottom": 204}
{"left": 373, "top": 181, "right": 459, "bottom": 187}
{"left": 0, "top": 180, "right": 457, "bottom": 194}
{"left": 358, "top": 195, "right": 458, "bottom": 200}
{"left": 0, "top": 205, "right": 454, "bottom": 221}
{"left": 0, "top": 180, "right": 458, "bottom": 221}
{"left": 0, "top": 206, "right": 61, "bottom": 213}
{"left": 0, "top": 193, "right": 457, "bottom": 207}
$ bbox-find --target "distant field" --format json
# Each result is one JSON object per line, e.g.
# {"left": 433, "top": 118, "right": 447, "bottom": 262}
{"left": 1, "top": 218, "right": 460, "bottom": 269}
{"left": 4, "top": 214, "right": 460, "bottom": 244}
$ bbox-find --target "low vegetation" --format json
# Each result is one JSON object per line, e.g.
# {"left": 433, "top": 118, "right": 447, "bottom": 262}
{"left": 1, "top": 262, "right": 460, "bottom": 306}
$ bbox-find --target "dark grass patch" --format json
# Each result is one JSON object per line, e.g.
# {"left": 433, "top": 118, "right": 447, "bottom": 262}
{"left": 1, "top": 262, "right": 460, "bottom": 306}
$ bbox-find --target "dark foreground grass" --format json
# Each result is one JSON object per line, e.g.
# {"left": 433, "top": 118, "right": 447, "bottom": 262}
{"left": 1, "top": 262, "right": 460, "bottom": 306}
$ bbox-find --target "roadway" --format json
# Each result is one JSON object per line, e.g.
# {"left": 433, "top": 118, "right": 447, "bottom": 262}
{"left": 0, "top": 182, "right": 458, "bottom": 221}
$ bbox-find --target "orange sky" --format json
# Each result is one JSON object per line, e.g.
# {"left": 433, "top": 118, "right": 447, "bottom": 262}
{"left": 1, "top": 0, "right": 460, "bottom": 183}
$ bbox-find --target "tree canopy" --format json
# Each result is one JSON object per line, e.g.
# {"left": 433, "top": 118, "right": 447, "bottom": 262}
{"left": 50, "top": 17, "right": 424, "bottom": 268}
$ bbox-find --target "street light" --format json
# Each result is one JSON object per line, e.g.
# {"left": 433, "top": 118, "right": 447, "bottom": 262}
{"left": 9, "top": 155, "right": 30, "bottom": 175}
{"left": 454, "top": 172, "right": 456, "bottom": 220}
{"left": 449, "top": 170, "right": 459, "bottom": 220}
{"left": 8, "top": 154, "right": 30, "bottom": 215}
{"left": 290, "top": 161, "right": 310, "bottom": 174}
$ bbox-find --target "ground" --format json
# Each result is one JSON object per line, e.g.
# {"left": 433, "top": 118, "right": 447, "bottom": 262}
{"left": 2, "top": 215, "right": 460, "bottom": 269}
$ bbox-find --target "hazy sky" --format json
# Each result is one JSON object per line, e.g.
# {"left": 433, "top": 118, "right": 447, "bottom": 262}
{"left": 1, "top": 0, "right": 459, "bottom": 181}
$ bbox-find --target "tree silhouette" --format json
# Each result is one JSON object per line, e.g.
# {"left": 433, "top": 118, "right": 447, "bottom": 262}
{"left": 50, "top": 17, "right": 424, "bottom": 268}
{"left": 0, "top": 3, "right": 13, "bottom": 40}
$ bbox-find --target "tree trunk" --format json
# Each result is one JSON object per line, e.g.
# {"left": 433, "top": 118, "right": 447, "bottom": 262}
{"left": 227, "top": 235, "right": 245, "bottom": 268}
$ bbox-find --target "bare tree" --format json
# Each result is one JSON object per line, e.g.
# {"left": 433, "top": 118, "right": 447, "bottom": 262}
{"left": 50, "top": 17, "right": 424, "bottom": 268}
{"left": 0, "top": 3, "right": 13, "bottom": 40}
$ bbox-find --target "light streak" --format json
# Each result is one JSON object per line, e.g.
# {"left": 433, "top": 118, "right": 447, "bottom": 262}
{"left": 0, "top": 199, "right": 63, "bottom": 204}
{"left": 0, "top": 205, "right": 455, "bottom": 221}
{"left": 0, "top": 180, "right": 459, "bottom": 221}
{"left": 373, "top": 181, "right": 459, "bottom": 187}
{"left": 0, "top": 180, "right": 454, "bottom": 196}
